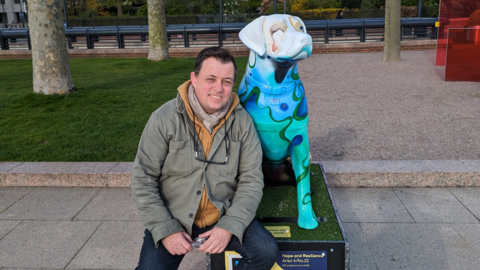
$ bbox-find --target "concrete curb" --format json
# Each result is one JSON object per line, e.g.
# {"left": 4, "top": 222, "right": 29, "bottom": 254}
{"left": 0, "top": 162, "right": 131, "bottom": 187}
{"left": 1, "top": 160, "right": 478, "bottom": 188}
{"left": 321, "top": 160, "right": 480, "bottom": 188}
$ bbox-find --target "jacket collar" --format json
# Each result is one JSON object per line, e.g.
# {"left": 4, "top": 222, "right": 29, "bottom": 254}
{"left": 175, "top": 80, "right": 242, "bottom": 160}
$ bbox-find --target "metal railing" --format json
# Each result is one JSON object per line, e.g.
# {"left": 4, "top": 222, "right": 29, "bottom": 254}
{"left": 0, "top": 23, "right": 29, "bottom": 28}
{"left": 0, "top": 18, "right": 437, "bottom": 51}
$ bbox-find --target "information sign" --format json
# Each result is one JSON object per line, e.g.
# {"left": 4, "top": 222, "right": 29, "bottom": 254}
{"left": 276, "top": 251, "right": 327, "bottom": 269}
{"left": 265, "top": 226, "right": 291, "bottom": 238}
{"left": 224, "top": 250, "right": 327, "bottom": 270}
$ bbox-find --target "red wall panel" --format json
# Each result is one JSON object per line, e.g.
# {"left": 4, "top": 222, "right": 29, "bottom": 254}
{"left": 436, "top": 0, "right": 480, "bottom": 66}
{"left": 445, "top": 27, "right": 480, "bottom": 81}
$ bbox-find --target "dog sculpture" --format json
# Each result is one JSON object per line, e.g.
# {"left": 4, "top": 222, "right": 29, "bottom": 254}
{"left": 238, "top": 14, "right": 318, "bottom": 229}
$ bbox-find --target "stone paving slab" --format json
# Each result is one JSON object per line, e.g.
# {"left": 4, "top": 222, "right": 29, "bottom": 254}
{"left": 65, "top": 220, "right": 206, "bottom": 270}
{"left": 448, "top": 187, "right": 480, "bottom": 220}
{"left": 394, "top": 188, "right": 479, "bottom": 223}
{"left": 452, "top": 224, "right": 480, "bottom": 254}
{"left": 360, "top": 223, "right": 478, "bottom": 270}
{"left": 0, "top": 221, "right": 101, "bottom": 269}
{"left": 0, "top": 220, "right": 20, "bottom": 239}
{"left": 1, "top": 269, "right": 62, "bottom": 270}
{"left": 1, "top": 269, "right": 58, "bottom": 270}
{"left": 73, "top": 188, "right": 139, "bottom": 221}
{"left": 342, "top": 223, "right": 377, "bottom": 270}
{"left": 323, "top": 160, "right": 435, "bottom": 173}
{"left": 462, "top": 160, "right": 480, "bottom": 168}
{"left": 2, "top": 187, "right": 480, "bottom": 269}
{"left": 426, "top": 160, "right": 477, "bottom": 172}
{"left": 0, "top": 162, "right": 23, "bottom": 172}
{"left": 0, "top": 187, "right": 100, "bottom": 220}
{"left": 330, "top": 188, "right": 413, "bottom": 223}
{"left": 66, "top": 221, "right": 144, "bottom": 269}
{"left": 0, "top": 187, "right": 33, "bottom": 212}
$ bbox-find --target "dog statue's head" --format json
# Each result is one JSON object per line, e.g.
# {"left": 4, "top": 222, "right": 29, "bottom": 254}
{"left": 239, "top": 14, "right": 312, "bottom": 63}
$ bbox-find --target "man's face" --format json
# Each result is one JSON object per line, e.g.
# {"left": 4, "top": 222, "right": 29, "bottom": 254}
{"left": 190, "top": 57, "right": 235, "bottom": 114}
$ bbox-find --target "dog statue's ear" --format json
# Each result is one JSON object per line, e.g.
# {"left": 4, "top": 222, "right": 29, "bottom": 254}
{"left": 239, "top": 16, "right": 266, "bottom": 57}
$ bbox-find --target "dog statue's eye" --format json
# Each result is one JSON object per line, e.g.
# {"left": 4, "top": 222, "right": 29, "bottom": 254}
{"left": 289, "top": 17, "right": 305, "bottom": 32}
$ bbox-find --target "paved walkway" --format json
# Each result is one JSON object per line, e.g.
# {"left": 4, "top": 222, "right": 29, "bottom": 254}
{"left": 2, "top": 186, "right": 480, "bottom": 269}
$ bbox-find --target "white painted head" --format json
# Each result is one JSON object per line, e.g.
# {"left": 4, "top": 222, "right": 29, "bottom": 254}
{"left": 239, "top": 14, "right": 313, "bottom": 62}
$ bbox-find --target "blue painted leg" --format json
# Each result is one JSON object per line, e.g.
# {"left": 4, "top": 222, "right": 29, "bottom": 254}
{"left": 290, "top": 136, "right": 318, "bottom": 230}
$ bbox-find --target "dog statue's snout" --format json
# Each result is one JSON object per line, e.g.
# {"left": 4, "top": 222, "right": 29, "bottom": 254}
{"left": 275, "top": 32, "right": 312, "bottom": 61}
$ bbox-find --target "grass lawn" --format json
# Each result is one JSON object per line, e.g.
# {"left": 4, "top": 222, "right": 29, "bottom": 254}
{"left": 256, "top": 164, "right": 343, "bottom": 241}
{"left": 0, "top": 57, "right": 247, "bottom": 161}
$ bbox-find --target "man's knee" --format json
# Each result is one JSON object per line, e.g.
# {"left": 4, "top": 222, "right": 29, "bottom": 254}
{"left": 250, "top": 230, "right": 278, "bottom": 268}
{"left": 265, "top": 235, "right": 278, "bottom": 265}
{"left": 262, "top": 236, "right": 279, "bottom": 265}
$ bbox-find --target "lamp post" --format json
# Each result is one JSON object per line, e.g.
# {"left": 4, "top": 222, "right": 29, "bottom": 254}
{"left": 1, "top": 1, "right": 6, "bottom": 27}
{"left": 62, "top": 0, "right": 68, "bottom": 28}
{"left": 23, "top": 1, "right": 27, "bottom": 23}
{"left": 16, "top": 0, "right": 23, "bottom": 27}
{"left": 219, "top": 0, "right": 223, "bottom": 24}
{"left": 417, "top": 0, "right": 422, "bottom": 17}
{"left": 19, "top": 0, "right": 28, "bottom": 27}
{"left": 61, "top": 0, "right": 73, "bottom": 49}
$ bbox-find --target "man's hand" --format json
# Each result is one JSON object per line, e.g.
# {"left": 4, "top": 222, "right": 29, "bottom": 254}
{"left": 198, "top": 227, "right": 233, "bottom": 254}
{"left": 161, "top": 231, "right": 193, "bottom": 255}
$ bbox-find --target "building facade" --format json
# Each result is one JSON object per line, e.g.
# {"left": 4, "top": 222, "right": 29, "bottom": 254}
{"left": 1, "top": 0, "right": 28, "bottom": 27}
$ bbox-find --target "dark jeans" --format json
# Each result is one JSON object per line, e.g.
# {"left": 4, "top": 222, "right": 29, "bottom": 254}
{"left": 136, "top": 219, "right": 278, "bottom": 270}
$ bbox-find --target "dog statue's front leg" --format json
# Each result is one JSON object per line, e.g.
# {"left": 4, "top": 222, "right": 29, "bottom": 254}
{"left": 290, "top": 132, "right": 318, "bottom": 230}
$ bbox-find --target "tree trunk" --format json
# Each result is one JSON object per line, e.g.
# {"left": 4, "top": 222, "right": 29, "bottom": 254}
{"left": 147, "top": 0, "right": 169, "bottom": 61}
{"left": 29, "top": 0, "right": 75, "bottom": 94}
{"left": 382, "top": 0, "right": 401, "bottom": 62}
{"left": 117, "top": 5, "right": 123, "bottom": 17}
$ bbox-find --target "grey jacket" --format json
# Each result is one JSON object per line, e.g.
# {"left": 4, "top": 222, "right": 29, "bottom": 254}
{"left": 131, "top": 90, "right": 264, "bottom": 247}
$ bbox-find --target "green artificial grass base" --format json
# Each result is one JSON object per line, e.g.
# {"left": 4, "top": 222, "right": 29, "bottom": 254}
{"left": 256, "top": 164, "right": 343, "bottom": 241}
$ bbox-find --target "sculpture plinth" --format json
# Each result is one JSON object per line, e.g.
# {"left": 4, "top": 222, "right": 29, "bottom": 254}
{"left": 209, "top": 163, "right": 350, "bottom": 270}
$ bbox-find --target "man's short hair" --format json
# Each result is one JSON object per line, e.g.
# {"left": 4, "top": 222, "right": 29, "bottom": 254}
{"left": 194, "top": 47, "right": 238, "bottom": 81}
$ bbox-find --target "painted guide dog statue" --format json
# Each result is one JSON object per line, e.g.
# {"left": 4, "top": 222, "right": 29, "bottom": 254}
{"left": 238, "top": 15, "right": 318, "bottom": 229}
